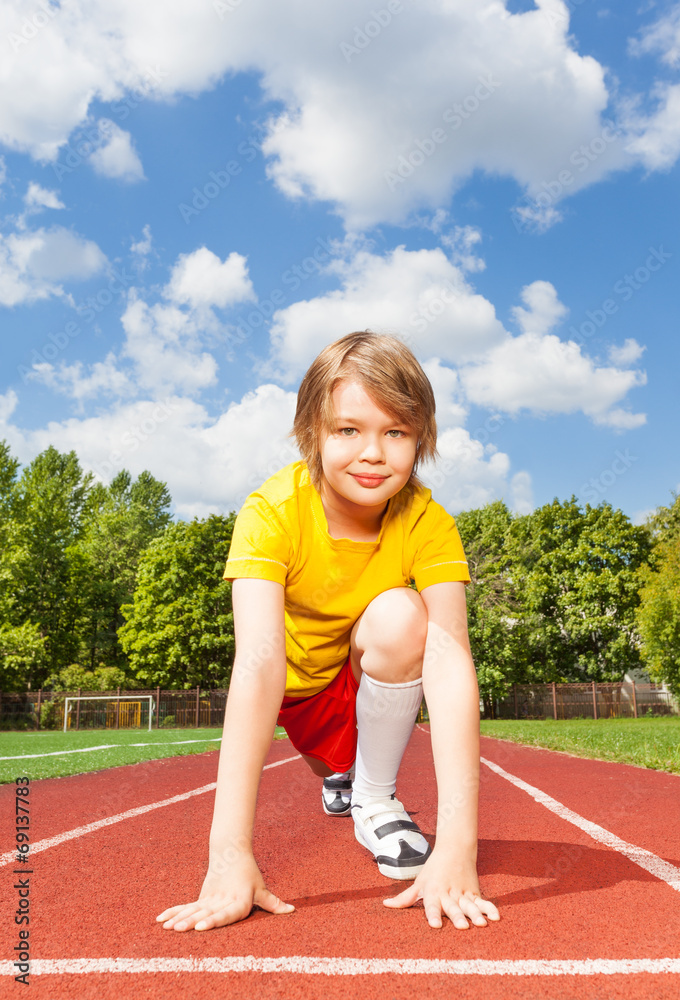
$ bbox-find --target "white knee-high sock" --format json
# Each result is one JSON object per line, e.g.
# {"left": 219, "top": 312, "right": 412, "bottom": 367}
{"left": 352, "top": 673, "right": 423, "bottom": 803}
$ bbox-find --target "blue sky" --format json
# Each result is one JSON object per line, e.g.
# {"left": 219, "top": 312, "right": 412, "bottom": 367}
{"left": 1, "top": 0, "right": 679, "bottom": 521}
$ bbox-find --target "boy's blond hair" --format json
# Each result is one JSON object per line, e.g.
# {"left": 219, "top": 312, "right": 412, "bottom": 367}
{"left": 290, "top": 331, "right": 438, "bottom": 505}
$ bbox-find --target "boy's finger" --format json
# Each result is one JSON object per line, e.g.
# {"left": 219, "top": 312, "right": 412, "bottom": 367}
{"left": 476, "top": 897, "right": 501, "bottom": 921}
{"left": 438, "top": 895, "right": 470, "bottom": 930}
{"left": 423, "top": 898, "right": 444, "bottom": 929}
{"left": 159, "top": 902, "right": 206, "bottom": 929}
{"left": 382, "top": 883, "right": 419, "bottom": 908}
{"left": 254, "top": 890, "right": 295, "bottom": 914}
{"left": 457, "top": 895, "right": 487, "bottom": 927}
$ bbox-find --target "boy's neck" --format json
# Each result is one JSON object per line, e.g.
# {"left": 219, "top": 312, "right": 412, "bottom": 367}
{"left": 319, "top": 479, "right": 388, "bottom": 539}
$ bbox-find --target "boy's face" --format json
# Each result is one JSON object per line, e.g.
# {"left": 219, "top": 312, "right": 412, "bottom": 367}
{"left": 319, "top": 380, "right": 417, "bottom": 511}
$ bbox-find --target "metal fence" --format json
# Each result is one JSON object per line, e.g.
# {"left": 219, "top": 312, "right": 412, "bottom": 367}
{"left": 496, "top": 681, "right": 678, "bottom": 720}
{"left": 1, "top": 680, "right": 677, "bottom": 730}
{"left": 0, "top": 687, "right": 229, "bottom": 731}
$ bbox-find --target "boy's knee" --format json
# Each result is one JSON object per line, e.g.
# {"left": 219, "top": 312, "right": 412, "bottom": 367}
{"left": 365, "top": 587, "right": 428, "bottom": 659}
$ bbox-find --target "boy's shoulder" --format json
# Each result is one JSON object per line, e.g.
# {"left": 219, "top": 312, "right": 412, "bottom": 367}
{"left": 244, "top": 460, "right": 309, "bottom": 510}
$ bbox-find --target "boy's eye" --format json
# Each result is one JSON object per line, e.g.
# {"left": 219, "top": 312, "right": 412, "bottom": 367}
{"left": 387, "top": 429, "right": 406, "bottom": 438}
{"left": 339, "top": 427, "right": 356, "bottom": 436}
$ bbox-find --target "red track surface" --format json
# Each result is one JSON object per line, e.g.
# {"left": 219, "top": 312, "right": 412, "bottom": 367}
{"left": 2, "top": 728, "right": 680, "bottom": 999}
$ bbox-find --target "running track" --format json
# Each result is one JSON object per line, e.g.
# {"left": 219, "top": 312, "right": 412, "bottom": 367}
{"left": 1, "top": 727, "right": 680, "bottom": 1000}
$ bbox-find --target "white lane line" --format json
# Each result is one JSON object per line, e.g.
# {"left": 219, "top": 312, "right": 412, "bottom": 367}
{"left": 480, "top": 756, "right": 680, "bottom": 893}
{"left": 1, "top": 956, "right": 679, "bottom": 977}
{"left": 0, "top": 738, "right": 223, "bottom": 761}
{"left": 0, "top": 754, "right": 300, "bottom": 868}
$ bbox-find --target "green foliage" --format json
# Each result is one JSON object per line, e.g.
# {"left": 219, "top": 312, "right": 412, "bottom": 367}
{"left": 38, "top": 699, "right": 62, "bottom": 731}
{"left": 0, "top": 440, "right": 172, "bottom": 690}
{"left": 47, "top": 663, "right": 133, "bottom": 692}
{"left": 1, "top": 446, "right": 92, "bottom": 681}
{"left": 637, "top": 496, "right": 680, "bottom": 696}
{"left": 119, "top": 514, "right": 236, "bottom": 688}
{"left": 455, "top": 501, "right": 526, "bottom": 706}
{"left": 0, "top": 623, "right": 47, "bottom": 690}
{"left": 75, "top": 469, "right": 171, "bottom": 672}
{"left": 505, "top": 498, "right": 650, "bottom": 684}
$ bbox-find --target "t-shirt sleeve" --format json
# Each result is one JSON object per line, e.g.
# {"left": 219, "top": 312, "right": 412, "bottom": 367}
{"left": 223, "top": 494, "right": 293, "bottom": 586}
{"left": 408, "top": 498, "right": 471, "bottom": 591}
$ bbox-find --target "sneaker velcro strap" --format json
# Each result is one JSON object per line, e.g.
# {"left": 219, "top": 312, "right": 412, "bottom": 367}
{"left": 323, "top": 776, "right": 352, "bottom": 790}
{"left": 374, "top": 819, "right": 422, "bottom": 840}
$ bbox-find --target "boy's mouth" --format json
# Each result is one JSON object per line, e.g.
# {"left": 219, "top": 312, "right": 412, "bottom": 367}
{"left": 350, "top": 473, "right": 388, "bottom": 486}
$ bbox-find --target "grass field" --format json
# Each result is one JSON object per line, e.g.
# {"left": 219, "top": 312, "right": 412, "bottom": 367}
{"left": 1, "top": 718, "right": 678, "bottom": 785}
{"left": 480, "top": 717, "right": 680, "bottom": 774}
{"left": 0, "top": 726, "right": 289, "bottom": 785}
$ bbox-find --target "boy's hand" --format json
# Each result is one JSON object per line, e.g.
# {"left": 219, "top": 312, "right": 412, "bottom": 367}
{"left": 156, "top": 853, "right": 294, "bottom": 931}
{"left": 383, "top": 848, "right": 499, "bottom": 930}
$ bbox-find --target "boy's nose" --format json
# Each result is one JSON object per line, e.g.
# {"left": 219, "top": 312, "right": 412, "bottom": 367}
{"left": 358, "top": 438, "right": 385, "bottom": 461}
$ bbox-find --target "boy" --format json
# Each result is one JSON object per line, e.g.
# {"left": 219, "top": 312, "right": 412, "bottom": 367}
{"left": 157, "top": 331, "right": 499, "bottom": 932}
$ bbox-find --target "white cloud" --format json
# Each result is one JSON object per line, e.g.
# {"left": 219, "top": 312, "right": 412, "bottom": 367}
{"left": 0, "top": 0, "right": 666, "bottom": 227}
{"left": 23, "top": 246, "right": 256, "bottom": 401}
{"left": 439, "top": 226, "right": 486, "bottom": 273}
{"left": 622, "top": 83, "right": 680, "bottom": 171}
{"left": 421, "top": 357, "right": 468, "bottom": 429}
{"left": 461, "top": 330, "right": 647, "bottom": 429}
{"left": 130, "top": 224, "right": 152, "bottom": 258}
{"left": 0, "top": 226, "right": 106, "bottom": 306}
{"left": 0, "top": 384, "right": 299, "bottom": 520}
{"left": 511, "top": 280, "right": 568, "bottom": 336}
{"left": 630, "top": 6, "right": 680, "bottom": 68}
{"left": 420, "top": 426, "right": 517, "bottom": 513}
{"left": 120, "top": 295, "right": 220, "bottom": 396}
{"left": 24, "top": 182, "right": 65, "bottom": 212}
{"left": 264, "top": 245, "right": 506, "bottom": 381}
{"left": 608, "top": 338, "right": 645, "bottom": 366}
{"left": 165, "top": 247, "right": 255, "bottom": 310}
{"left": 89, "top": 124, "right": 144, "bottom": 182}
{"left": 28, "top": 355, "right": 132, "bottom": 410}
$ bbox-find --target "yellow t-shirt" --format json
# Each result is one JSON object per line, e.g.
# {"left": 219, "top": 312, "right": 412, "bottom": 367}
{"left": 224, "top": 461, "right": 470, "bottom": 697}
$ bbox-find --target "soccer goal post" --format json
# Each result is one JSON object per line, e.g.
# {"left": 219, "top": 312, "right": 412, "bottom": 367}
{"left": 62, "top": 695, "right": 154, "bottom": 732}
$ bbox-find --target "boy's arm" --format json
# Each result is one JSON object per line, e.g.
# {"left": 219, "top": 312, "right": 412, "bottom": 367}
{"left": 157, "top": 577, "right": 294, "bottom": 931}
{"left": 383, "top": 581, "right": 500, "bottom": 929}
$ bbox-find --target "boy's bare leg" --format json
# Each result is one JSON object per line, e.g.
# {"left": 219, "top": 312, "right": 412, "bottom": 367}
{"left": 302, "top": 754, "right": 333, "bottom": 777}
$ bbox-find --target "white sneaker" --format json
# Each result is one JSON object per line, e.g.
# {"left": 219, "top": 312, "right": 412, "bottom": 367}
{"left": 352, "top": 796, "right": 431, "bottom": 879}
{"left": 322, "top": 771, "right": 353, "bottom": 816}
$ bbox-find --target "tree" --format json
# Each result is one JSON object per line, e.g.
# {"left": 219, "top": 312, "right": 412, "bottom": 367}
{"left": 75, "top": 470, "right": 171, "bottom": 671}
{"left": 119, "top": 514, "right": 236, "bottom": 688}
{"left": 637, "top": 495, "right": 680, "bottom": 695}
{"left": 455, "top": 501, "right": 527, "bottom": 710}
{"left": 1, "top": 446, "right": 93, "bottom": 686}
{"left": 507, "top": 498, "right": 650, "bottom": 682}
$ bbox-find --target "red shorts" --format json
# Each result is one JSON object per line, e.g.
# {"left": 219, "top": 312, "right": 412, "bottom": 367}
{"left": 277, "top": 654, "right": 359, "bottom": 773}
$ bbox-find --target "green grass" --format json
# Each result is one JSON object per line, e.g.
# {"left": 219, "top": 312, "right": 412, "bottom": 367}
{"left": 480, "top": 717, "right": 680, "bottom": 774}
{"left": 0, "top": 725, "right": 291, "bottom": 784}
{"left": 6, "top": 718, "right": 678, "bottom": 785}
